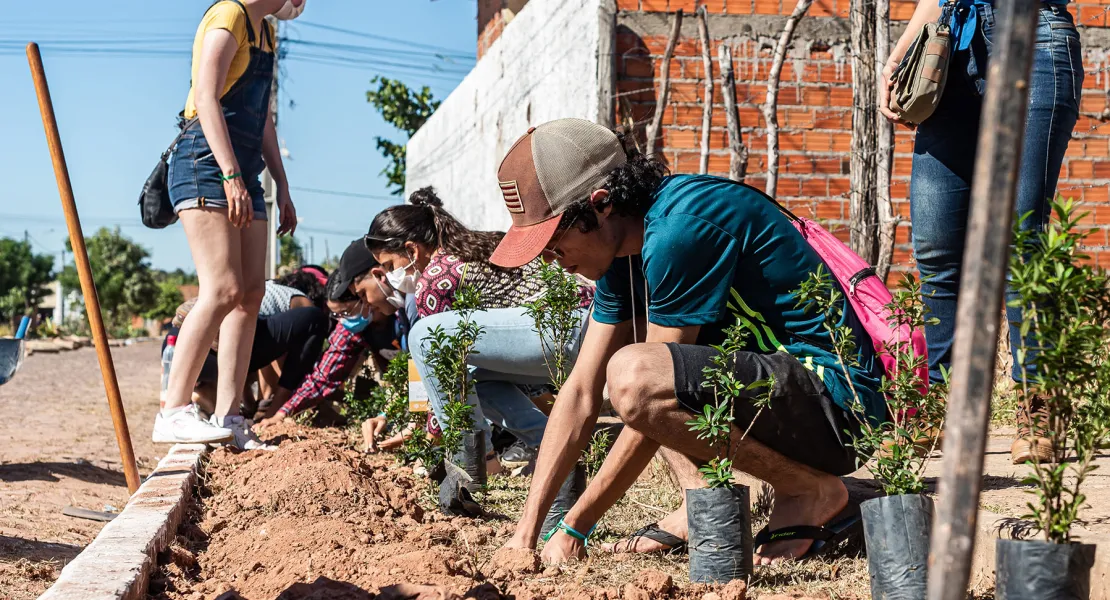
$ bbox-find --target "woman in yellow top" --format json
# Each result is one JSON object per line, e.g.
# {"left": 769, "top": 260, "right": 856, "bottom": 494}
{"left": 153, "top": 0, "right": 306, "bottom": 450}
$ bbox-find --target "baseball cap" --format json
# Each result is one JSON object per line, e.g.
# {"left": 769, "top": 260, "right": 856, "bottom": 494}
{"left": 489, "top": 119, "right": 627, "bottom": 268}
{"left": 328, "top": 240, "right": 379, "bottom": 301}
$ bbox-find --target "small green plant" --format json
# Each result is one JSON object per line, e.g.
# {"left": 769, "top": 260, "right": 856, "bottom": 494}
{"left": 523, "top": 261, "right": 582, "bottom": 392}
{"left": 421, "top": 285, "right": 485, "bottom": 461}
{"left": 688, "top": 290, "right": 773, "bottom": 488}
{"left": 1009, "top": 199, "right": 1110, "bottom": 544}
{"left": 382, "top": 351, "right": 411, "bottom": 428}
{"left": 583, "top": 428, "right": 614, "bottom": 480}
{"left": 292, "top": 408, "right": 318, "bottom": 427}
{"left": 796, "top": 267, "right": 947, "bottom": 496}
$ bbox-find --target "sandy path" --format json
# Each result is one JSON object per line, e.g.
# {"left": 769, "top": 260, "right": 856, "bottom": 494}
{"left": 0, "top": 342, "right": 163, "bottom": 600}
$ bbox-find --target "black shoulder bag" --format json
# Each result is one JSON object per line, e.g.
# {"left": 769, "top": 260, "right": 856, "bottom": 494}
{"left": 137, "top": 118, "right": 198, "bottom": 229}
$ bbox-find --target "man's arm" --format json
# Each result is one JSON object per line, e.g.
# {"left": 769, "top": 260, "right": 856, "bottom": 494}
{"left": 505, "top": 316, "right": 632, "bottom": 549}
{"left": 269, "top": 327, "right": 366, "bottom": 420}
{"left": 538, "top": 323, "right": 699, "bottom": 563}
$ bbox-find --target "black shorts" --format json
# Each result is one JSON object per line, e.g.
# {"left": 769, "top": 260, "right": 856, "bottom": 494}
{"left": 666, "top": 343, "right": 861, "bottom": 476}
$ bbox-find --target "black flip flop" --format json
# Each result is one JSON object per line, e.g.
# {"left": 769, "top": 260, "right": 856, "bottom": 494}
{"left": 753, "top": 504, "right": 862, "bottom": 561}
{"left": 612, "top": 522, "right": 688, "bottom": 555}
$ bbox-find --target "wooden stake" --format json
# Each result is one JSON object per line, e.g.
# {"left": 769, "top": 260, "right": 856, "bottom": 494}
{"left": 764, "top": 0, "right": 814, "bottom": 197}
{"left": 926, "top": 4, "right": 1040, "bottom": 599}
{"left": 645, "top": 10, "right": 683, "bottom": 159}
{"left": 719, "top": 44, "right": 749, "bottom": 183}
{"left": 874, "top": 0, "right": 896, "bottom": 281}
{"left": 26, "top": 43, "right": 140, "bottom": 495}
{"left": 695, "top": 6, "right": 713, "bottom": 175}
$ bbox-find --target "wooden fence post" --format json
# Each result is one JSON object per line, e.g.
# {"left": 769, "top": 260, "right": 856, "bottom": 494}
{"left": 926, "top": 3, "right": 1041, "bottom": 599}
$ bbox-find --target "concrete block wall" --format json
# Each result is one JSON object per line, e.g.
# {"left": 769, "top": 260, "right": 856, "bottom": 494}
{"left": 405, "top": 0, "right": 614, "bottom": 231}
{"left": 614, "top": 1, "right": 1110, "bottom": 279}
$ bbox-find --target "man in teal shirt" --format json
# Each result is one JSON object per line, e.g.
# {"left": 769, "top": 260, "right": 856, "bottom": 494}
{"left": 491, "top": 119, "right": 885, "bottom": 565}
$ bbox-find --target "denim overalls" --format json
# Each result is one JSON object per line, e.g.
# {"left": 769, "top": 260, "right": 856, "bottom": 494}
{"left": 909, "top": 0, "right": 1083, "bottom": 383}
{"left": 168, "top": 0, "right": 274, "bottom": 220}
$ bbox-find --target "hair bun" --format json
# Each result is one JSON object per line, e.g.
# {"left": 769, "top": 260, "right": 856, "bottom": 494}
{"left": 408, "top": 186, "right": 443, "bottom": 209}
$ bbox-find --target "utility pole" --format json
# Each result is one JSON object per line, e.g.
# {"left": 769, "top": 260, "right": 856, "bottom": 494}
{"left": 59, "top": 248, "right": 65, "bottom": 325}
{"left": 309, "top": 236, "right": 315, "bottom": 264}
{"left": 262, "top": 16, "right": 279, "bottom": 279}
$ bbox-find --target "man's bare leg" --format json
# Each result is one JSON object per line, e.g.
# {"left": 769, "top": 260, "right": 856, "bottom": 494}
{"left": 604, "top": 343, "right": 849, "bottom": 565}
{"left": 601, "top": 448, "right": 703, "bottom": 553}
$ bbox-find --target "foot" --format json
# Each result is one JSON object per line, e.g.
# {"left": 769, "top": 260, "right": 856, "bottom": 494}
{"left": 486, "top": 453, "right": 503, "bottom": 477}
{"left": 755, "top": 475, "right": 848, "bottom": 565}
{"left": 499, "top": 440, "right": 536, "bottom": 469}
{"left": 211, "top": 415, "right": 276, "bottom": 451}
{"left": 1011, "top": 396, "right": 1058, "bottom": 465}
{"left": 602, "top": 507, "right": 688, "bottom": 554}
{"left": 152, "top": 404, "right": 234, "bottom": 444}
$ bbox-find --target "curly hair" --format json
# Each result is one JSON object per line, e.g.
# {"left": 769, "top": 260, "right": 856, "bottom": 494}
{"left": 554, "top": 130, "right": 669, "bottom": 234}
{"left": 364, "top": 186, "right": 505, "bottom": 263}
{"left": 276, "top": 270, "right": 328, "bottom": 309}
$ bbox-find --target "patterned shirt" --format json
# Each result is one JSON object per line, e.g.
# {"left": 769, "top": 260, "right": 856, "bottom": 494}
{"left": 278, "top": 323, "right": 384, "bottom": 416}
{"left": 414, "top": 254, "right": 594, "bottom": 319}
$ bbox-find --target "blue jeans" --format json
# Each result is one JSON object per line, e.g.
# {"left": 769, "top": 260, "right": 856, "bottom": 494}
{"left": 409, "top": 307, "right": 587, "bottom": 450}
{"left": 911, "top": 3, "right": 1082, "bottom": 383}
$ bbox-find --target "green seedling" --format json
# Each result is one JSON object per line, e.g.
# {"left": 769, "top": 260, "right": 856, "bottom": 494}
{"left": 1009, "top": 198, "right": 1110, "bottom": 544}
{"left": 523, "top": 261, "right": 582, "bottom": 392}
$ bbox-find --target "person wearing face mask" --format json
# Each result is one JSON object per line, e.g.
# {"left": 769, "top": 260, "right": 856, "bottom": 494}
{"left": 257, "top": 241, "right": 417, "bottom": 427}
{"left": 155, "top": 0, "right": 306, "bottom": 449}
{"left": 363, "top": 187, "right": 595, "bottom": 473}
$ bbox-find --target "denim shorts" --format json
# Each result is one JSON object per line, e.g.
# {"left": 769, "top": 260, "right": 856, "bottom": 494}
{"left": 167, "top": 128, "right": 267, "bottom": 220}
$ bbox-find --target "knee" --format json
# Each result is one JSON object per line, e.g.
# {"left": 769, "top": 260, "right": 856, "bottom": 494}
{"left": 606, "top": 346, "right": 656, "bottom": 425}
{"left": 201, "top": 279, "right": 244, "bottom": 312}
{"left": 239, "top": 280, "right": 266, "bottom": 308}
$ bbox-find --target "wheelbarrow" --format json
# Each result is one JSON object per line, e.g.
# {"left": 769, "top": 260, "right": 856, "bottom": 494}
{"left": 0, "top": 317, "right": 30, "bottom": 386}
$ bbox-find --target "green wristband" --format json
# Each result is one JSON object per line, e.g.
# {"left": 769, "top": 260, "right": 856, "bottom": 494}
{"left": 220, "top": 172, "right": 242, "bottom": 182}
{"left": 543, "top": 518, "right": 596, "bottom": 546}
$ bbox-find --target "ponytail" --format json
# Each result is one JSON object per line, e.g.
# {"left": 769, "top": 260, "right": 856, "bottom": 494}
{"left": 366, "top": 186, "right": 504, "bottom": 263}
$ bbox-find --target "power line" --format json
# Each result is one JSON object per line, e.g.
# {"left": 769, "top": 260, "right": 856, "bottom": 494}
{"left": 292, "top": 21, "right": 476, "bottom": 59}
{"left": 289, "top": 186, "right": 399, "bottom": 201}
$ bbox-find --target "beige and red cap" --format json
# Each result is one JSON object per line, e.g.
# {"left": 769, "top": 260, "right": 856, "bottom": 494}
{"left": 489, "top": 118, "right": 627, "bottom": 268}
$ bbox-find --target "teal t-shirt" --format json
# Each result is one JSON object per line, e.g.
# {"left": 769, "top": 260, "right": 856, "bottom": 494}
{"left": 593, "top": 175, "right": 886, "bottom": 424}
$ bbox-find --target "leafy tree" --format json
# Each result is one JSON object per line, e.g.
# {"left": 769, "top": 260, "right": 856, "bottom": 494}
{"left": 366, "top": 76, "right": 440, "bottom": 195}
{"left": 279, "top": 235, "right": 303, "bottom": 268}
{"left": 144, "top": 280, "right": 185, "bottom": 322}
{"left": 58, "top": 228, "right": 158, "bottom": 329}
{"left": 0, "top": 238, "right": 54, "bottom": 329}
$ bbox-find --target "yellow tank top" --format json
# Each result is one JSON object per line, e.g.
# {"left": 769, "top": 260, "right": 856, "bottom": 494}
{"left": 182, "top": 1, "right": 275, "bottom": 119}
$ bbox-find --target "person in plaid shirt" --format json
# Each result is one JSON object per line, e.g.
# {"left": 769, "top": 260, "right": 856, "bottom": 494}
{"left": 257, "top": 240, "right": 414, "bottom": 426}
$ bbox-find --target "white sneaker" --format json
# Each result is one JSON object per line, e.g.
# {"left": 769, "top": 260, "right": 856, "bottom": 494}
{"left": 210, "top": 415, "right": 276, "bottom": 451}
{"left": 153, "top": 404, "right": 234, "bottom": 444}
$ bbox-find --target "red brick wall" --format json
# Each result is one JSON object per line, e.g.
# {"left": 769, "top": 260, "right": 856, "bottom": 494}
{"left": 614, "top": 1, "right": 1110, "bottom": 279}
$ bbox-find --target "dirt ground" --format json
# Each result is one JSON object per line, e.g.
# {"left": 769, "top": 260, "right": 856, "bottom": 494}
{"left": 148, "top": 422, "right": 871, "bottom": 600}
{"left": 0, "top": 342, "right": 164, "bottom": 600}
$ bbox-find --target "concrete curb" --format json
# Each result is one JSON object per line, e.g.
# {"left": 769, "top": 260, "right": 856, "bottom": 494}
{"left": 38, "top": 443, "right": 207, "bottom": 600}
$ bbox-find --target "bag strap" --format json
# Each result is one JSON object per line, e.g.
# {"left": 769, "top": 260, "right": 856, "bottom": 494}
{"left": 161, "top": 118, "right": 200, "bottom": 159}
{"left": 717, "top": 178, "right": 801, "bottom": 224}
{"left": 228, "top": 0, "right": 257, "bottom": 46}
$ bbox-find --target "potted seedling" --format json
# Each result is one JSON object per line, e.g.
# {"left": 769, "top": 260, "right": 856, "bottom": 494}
{"left": 523, "top": 262, "right": 593, "bottom": 535}
{"left": 797, "top": 268, "right": 947, "bottom": 600}
{"left": 996, "top": 200, "right": 1110, "bottom": 600}
{"left": 421, "top": 285, "right": 486, "bottom": 493}
{"left": 685, "top": 293, "right": 771, "bottom": 583}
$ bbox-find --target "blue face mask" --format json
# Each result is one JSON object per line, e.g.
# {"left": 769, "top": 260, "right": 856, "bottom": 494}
{"left": 340, "top": 314, "right": 370, "bottom": 333}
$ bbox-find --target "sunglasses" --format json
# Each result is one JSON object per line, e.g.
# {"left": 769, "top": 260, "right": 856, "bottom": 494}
{"left": 541, "top": 217, "right": 578, "bottom": 261}
{"left": 330, "top": 298, "right": 364, "bottom": 320}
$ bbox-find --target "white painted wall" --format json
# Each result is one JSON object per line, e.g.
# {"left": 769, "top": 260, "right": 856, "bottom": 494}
{"left": 405, "top": 0, "right": 606, "bottom": 231}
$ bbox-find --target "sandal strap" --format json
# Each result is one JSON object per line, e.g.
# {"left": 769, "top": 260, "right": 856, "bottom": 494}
{"left": 754, "top": 525, "right": 836, "bottom": 548}
{"left": 629, "top": 522, "right": 686, "bottom": 548}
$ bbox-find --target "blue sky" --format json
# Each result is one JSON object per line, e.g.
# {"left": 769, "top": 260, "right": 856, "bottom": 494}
{"left": 0, "top": 0, "right": 476, "bottom": 272}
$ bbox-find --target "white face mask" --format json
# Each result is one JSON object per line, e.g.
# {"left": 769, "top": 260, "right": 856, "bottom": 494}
{"left": 375, "top": 278, "right": 406, "bottom": 310}
{"left": 273, "top": 0, "right": 305, "bottom": 20}
{"left": 385, "top": 258, "right": 420, "bottom": 295}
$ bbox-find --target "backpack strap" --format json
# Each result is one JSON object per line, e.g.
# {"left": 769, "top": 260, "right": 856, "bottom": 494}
{"left": 227, "top": 0, "right": 257, "bottom": 46}
{"left": 718, "top": 178, "right": 801, "bottom": 223}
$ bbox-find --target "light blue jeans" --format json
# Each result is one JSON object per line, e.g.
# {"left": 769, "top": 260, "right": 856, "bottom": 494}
{"left": 409, "top": 306, "right": 588, "bottom": 450}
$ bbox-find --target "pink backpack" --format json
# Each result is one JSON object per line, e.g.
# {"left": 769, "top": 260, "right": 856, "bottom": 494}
{"left": 789, "top": 216, "right": 929, "bottom": 391}
{"left": 745, "top": 182, "right": 929, "bottom": 392}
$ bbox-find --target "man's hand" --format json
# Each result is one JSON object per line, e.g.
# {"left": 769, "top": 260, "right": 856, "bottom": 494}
{"left": 500, "top": 531, "right": 534, "bottom": 552}
{"left": 254, "top": 412, "right": 286, "bottom": 431}
{"left": 539, "top": 531, "right": 587, "bottom": 565}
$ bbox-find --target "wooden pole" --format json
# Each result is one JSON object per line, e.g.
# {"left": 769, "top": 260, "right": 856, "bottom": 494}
{"left": 695, "top": 6, "right": 713, "bottom": 175}
{"left": 645, "top": 10, "right": 682, "bottom": 159}
{"left": 26, "top": 43, "right": 141, "bottom": 495}
{"left": 718, "top": 44, "right": 748, "bottom": 182}
{"left": 764, "top": 0, "right": 814, "bottom": 198}
{"left": 873, "top": 0, "right": 896, "bottom": 282}
{"left": 925, "top": 3, "right": 1040, "bottom": 599}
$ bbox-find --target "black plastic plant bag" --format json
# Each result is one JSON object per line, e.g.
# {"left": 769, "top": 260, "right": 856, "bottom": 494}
{"left": 996, "top": 539, "right": 1095, "bottom": 600}
{"left": 449, "top": 431, "right": 486, "bottom": 493}
{"left": 861, "top": 494, "right": 933, "bottom": 600}
{"left": 540, "top": 463, "right": 587, "bottom": 538}
{"left": 687, "top": 485, "right": 752, "bottom": 583}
